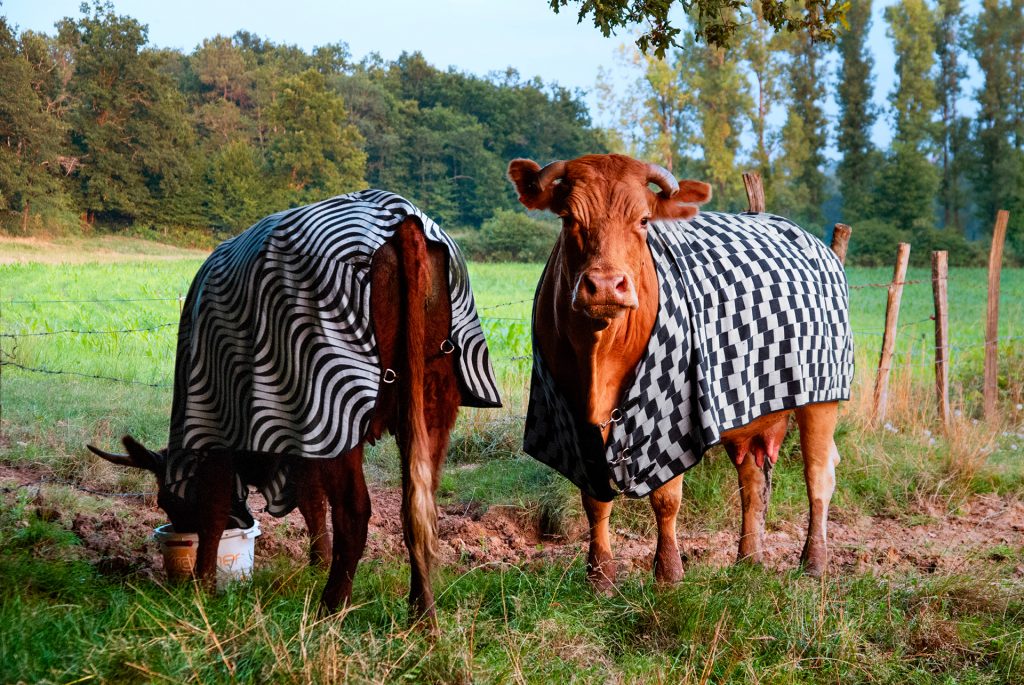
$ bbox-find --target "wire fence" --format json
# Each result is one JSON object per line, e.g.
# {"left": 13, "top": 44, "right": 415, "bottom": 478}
{"left": 1, "top": 282, "right": 1021, "bottom": 424}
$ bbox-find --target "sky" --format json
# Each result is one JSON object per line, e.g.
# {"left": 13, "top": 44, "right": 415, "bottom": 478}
{"left": 3, "top": 0, "right": 983, "bottom": 157}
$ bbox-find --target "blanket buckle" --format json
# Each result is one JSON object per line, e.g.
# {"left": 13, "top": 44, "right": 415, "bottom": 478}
{"left": 382, "top": 368, "right": 397, "bottom": 384}
{"left": 440, "top": 339, "right": 455, "bottom": 354}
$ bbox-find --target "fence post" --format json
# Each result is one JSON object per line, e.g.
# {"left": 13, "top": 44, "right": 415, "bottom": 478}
{"left": 931, "top": 251, "right": 950, "bottom": 430}
{"left": 742, "top": 172, "right": 766, "bottom": 213}
{"left": 831, "top": 224, "right": 852, "bottom": 265}
{"left": 984, "top": 210, "right": 1009, "bottom": 420}
{"left": 872, "top": 242, "right": 911, "bottom": 425}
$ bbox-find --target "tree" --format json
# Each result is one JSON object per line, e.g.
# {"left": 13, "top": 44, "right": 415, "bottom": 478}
{"left": 680, "top": 35, "right": 751, "bottom": 209}
{"left": 772, "top": 31, "right": 827, "bottom": 228}
{"left": 877, "top": 0, "right": 939, "bottom": 234}
{"left": 0, "top": 18, "right": 68, "bottom": 231}
{"left": 968, "top": 0, "right": 1024, "bottom": 248}
{"left": 741, "top": 1, "right": 786, "bottom": 192}
{"left": 835, "top": 0, "right": 878, "bottom": 224}
{"left": 934, "top": 0, "right": 969, "bottom": 231}
{"left": 58, "top": 1, "right": 197, "bottom": 225}
{"left": 548, "top": 0, "right": 848, "bottom": 54}
{"left": 596, "top": 45, "right": 692, "bottom": 171}
{"left": 268, "top": 69, "right": 366, "bottom": 205}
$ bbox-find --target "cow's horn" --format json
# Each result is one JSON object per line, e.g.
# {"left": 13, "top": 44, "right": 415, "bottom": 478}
{"left": 536, "top": 160, "right": 567, "bottom": 191}
{"left": 86, "top": 443, "right": 134, "bottom": 467}
{"left": 646, "top": 163, "right": 679, "bottom": 198}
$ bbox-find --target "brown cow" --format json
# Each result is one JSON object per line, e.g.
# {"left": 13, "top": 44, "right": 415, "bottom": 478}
{"left": 87, "top": 437, "right": 336, "bottom": 568}
{"left": 88, "top": 218, "right": 464, "bottom": 623}
{"left": 509, "top": 154, "right": 843, "bottom": 589}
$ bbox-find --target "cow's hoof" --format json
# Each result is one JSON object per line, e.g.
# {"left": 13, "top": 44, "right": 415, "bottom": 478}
{"left": 735, "top": 551, "right": 764, "bottom": 566}
{"left": 587, "top": 562, "right": 617, "bottom": 596}
{"left": 799, "top": 541, "right": 827, "bottom": 577}
{"left": 654, "top": 552, "right": 684, "bottom": 585}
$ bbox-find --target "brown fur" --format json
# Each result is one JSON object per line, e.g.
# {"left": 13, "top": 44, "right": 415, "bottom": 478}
{"left": 87, "top": 217, "right": 463, "bottom": 623}
{"left": 509, "top": 153, "right": 843, "bottom": 586}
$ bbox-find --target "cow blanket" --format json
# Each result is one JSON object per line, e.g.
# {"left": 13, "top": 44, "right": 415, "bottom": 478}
{"left": 165, "top": 189, "right": 501, "bottom": 527}
{"left": 523, "top": 211, "right": 854, "bottom": 501}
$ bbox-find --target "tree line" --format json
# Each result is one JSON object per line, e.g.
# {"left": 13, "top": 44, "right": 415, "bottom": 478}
{"left": 0, "top": 2, "right": 604, "bottom": 242}
{"left": 600, "top": 0, "right": 1024, "bottom": 264}
{"left": 2, "top": 1, "right": 1022, "bottom": 265}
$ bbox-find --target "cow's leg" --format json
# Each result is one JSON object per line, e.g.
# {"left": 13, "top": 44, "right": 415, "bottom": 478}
{"left": 192, "top": 454, "right": 233, "bottom": 590}
{"left": 729, "top": 452, "right": 773, "bottom": 564}
{"left": 582, "top": 493, "right": 616, "bottom": 593}
{"left": 649, "top": 475, "right": 684, "bottom": 583}
{"left": 295, "top": 460, "right": 331, "bottom": 567}
{"left": 794, "top": 401, "right": 840, "bottom": 577}
{"left": 320, "top": 446, "right": 371, "bottom": 613}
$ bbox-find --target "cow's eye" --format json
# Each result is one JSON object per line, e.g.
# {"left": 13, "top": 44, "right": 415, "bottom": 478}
{"left": 639, "top": 217, "right": 650, "bottom": 227}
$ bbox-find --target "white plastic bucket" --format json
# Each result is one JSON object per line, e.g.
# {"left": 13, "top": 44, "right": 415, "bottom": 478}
{"left": 154, "top": 522, "right": 261, "bottom": 587}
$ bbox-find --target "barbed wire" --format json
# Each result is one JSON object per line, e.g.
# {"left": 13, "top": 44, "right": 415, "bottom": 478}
{"left": 848, "top": 279, "right": 927, "bottom": 290}
{"left": 8, "top": 477, "right": 156, "bottom": 499}
{"left": 477, "top": 298, "right": 532, "bottom": 312}
{"left": 1, "top": 322, "right": 178, "bottom": 338}
{"left": 4, "top": 296, "right": 183, "bottom": 305}
{"left": 0, "top": 361, "right": 173, "bottom": 388}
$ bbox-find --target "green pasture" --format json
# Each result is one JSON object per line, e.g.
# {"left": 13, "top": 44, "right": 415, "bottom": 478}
{"left": 2, "top": 255, "right": 1024, "bottom": 511}
{"left": 2, "top": 245, "right": 1024, "bottom": 683}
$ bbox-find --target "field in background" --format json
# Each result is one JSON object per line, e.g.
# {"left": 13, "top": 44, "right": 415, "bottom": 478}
{"left": 2, "top": 239, "right": 1024, "bottom": 683}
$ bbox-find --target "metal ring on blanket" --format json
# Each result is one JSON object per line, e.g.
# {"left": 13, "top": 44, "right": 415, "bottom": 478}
{"left": 598, "top": 408, "right": 622, "bottom": 430}
{"left": 382, "top": 368, "right": 397, "bottom": 384}
{"left": 440, "top": 339, "right": 455, "bottom": 354}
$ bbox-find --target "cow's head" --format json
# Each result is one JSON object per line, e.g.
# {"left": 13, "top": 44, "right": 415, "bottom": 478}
{"left": 508, "top": 154, "right": 711, "bottom": 320}
{"left": 87, "top": 436, "right": 200, "bottom": 532}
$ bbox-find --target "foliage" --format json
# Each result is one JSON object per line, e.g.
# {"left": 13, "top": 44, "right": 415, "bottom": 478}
{"left": 0, "top": 4, "right": 604, "bottom": 241}
{"left": 968, "top": 0, "right": 1024, "bottom": 255}
{"left": 876, "top": 0, "right": 940, "bottom": 234}
{"left": 548, "top": 0, "right": 849, "bottom": 55}
{"left": 459, "top": 209, "right": 559, "bottom": 262}
{"left": 771, "top": 31, "right": 828, "bottom": 229}
{"left": 834, "top": 0, "right": 878, "bottom": 225}
{"left": 845, "top": 218, "right": 910, "bottom": 267}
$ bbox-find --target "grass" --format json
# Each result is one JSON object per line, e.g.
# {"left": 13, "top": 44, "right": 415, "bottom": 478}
{"left": 2, "top": 239, "right": 1024, "bottom": 682}
{"left": 2, "top": 493, "right": 1023, "bottom": 684}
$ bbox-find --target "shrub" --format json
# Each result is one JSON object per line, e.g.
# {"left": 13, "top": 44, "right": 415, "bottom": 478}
{"left": 461, "top": 210, "right": 559, "bottom": 262}
{"left": 845, "top": 219, "right": 909, "bottom": 266}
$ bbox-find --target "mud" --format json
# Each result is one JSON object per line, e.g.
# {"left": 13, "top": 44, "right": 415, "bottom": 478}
{"left": 3, "top": 462, "right": 1023, "bottom": 581}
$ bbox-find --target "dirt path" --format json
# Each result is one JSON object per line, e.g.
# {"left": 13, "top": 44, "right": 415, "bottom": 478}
{"left": 3, "top": 463, "right": 1022, "bottom": 581}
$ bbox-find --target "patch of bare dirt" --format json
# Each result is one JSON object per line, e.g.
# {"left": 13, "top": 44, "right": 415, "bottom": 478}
{"left": 3, "top": 462, "right": 1024, "bottom": 582}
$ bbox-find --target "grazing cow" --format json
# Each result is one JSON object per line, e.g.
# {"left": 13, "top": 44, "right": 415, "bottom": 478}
{"left": 87, "top": 437, "right": 338, "bottom": 567}
{"left": 89, "top": 190, "right": 501, "bottom": 622}
{"left": 509, "top": 154, "right": 852, "bottom": 589}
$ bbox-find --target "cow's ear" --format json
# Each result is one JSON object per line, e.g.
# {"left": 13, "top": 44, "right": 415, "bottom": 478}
{"left": 676, "top": 180, "right": 712, "bottom": 204}
{"left": 508, "top": 159, "right": 555, "bottom": 211}
{"left": 121, "top": 435, "right": 164, "bottom": 472}
{"left": 651, "top": 179, "right": 712, "bottom": 220}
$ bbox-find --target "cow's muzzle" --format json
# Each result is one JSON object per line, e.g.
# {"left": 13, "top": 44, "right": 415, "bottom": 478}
{"left": 573, "top": 270, "right": 638, "bottom": 319}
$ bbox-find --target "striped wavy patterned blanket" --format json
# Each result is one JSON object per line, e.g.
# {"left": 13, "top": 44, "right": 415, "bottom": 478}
{"left": 164, "top": 190, "right": 501, "bottom": 527}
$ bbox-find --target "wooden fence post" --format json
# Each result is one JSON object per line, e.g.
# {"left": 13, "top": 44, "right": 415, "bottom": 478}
{"left": 931, "top": 251, "right": 950, "bottom": 430}
{"left": 984, "top": 210, "right": 1010, "bottom": 420}
{"left": 742, "top": 172, "right": 766, "bottom": 213}
{"left": 872, "top": 242, "right": 911, "bottom": 425}
{"left": 831, "top": 224, "right": 852, "bottom": 265}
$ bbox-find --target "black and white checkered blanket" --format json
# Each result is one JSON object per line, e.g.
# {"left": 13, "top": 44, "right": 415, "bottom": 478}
{"left": 165, "top": 189, "right": 501, "bottom": 527}
{"left": 523, "top": 211, "right": 854, "bottom": 501}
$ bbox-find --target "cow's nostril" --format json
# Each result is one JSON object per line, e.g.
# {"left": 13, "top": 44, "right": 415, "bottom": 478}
{"left": 614, "top": 276, "right": 629, "bottom": 293}
{"left": 583, "top": 275, "right": 598, "bottom": 296}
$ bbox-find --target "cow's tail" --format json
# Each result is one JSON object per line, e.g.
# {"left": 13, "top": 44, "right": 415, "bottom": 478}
{"left": 397, "top": 219, "right": 437, "bottom": 592}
